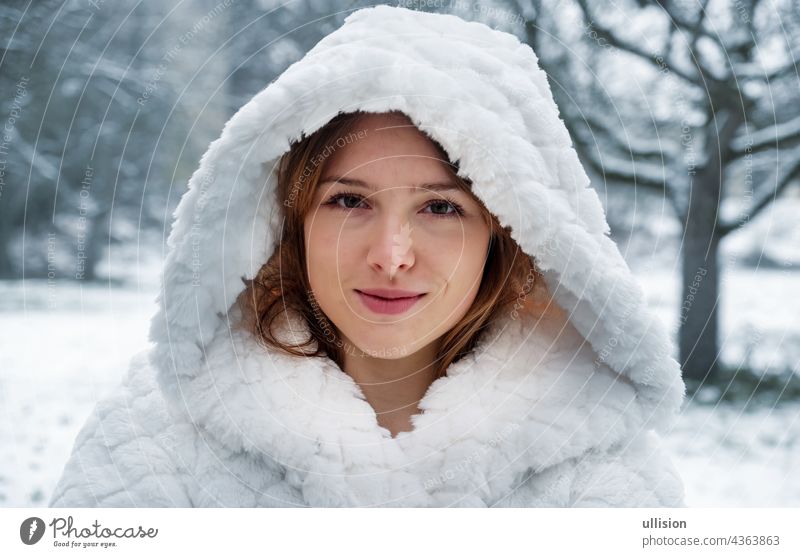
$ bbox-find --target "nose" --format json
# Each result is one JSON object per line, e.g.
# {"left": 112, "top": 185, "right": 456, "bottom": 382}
{"left": 365, "top": 214, "right": 415, "bottom": 280}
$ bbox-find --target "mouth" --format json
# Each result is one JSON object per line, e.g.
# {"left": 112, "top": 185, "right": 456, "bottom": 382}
{"left": 354, "top": 290, "right": 426, "bottom": 315}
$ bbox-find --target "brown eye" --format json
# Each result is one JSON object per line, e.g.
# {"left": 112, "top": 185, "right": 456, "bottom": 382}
{"left": 325, "top": 192, "right": 367, "bottom": 210}
{"left": 323, "top": 191, "right": 464, "bottom": 218}
{"left": 423, "top": 198, "right": 464, "bottom": 218}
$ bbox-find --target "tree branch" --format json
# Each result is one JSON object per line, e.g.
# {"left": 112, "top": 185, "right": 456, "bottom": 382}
{"left": 731, "top": 114, "right": 800, "bottom": 157}
{"left": 574, "top": 0, "right": 702, "bottom": 86}
{"left": 718, "top": 155, "right": 800, "bottom": 236}
{"left": 663, "top": 0, "right": 716, "bottom": 58}
{"left": 581, "top": 112, "right": 678, "bottom": 161}
{"left": 562, "top": 110, "right": 683, "bottom": 219}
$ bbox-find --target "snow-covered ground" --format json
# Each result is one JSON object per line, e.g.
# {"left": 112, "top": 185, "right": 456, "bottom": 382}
{"left": 0, "top": 266, "right": 797, "bottom": 507}
{"left": 636, "top": 263, "right": 800, "bottom": 506}
{"left": 0, "top": 280, "right": 157, "bottom": 507}
{"left": 665, "top": 401, "right": 800, "bottom": 506}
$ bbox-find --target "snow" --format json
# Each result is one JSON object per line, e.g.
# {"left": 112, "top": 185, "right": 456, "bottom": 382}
{"left": 635, "top": 263, "right": 800, "bottom": 506}
{"left": 0, "top": 280, "right": 157, "bottom": 507}
{"left": 1, "top": 269, "right": 797, "bottom": 506}
{"left": 664, "top": 402, "right": 800, "bottom": 507}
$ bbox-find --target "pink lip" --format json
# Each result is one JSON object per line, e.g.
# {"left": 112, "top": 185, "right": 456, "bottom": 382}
{"left": 358, "top": 288, "right": 425, "bottom": 299}
{"left": 355, "top": 290, "right": 426, "bottom": 315}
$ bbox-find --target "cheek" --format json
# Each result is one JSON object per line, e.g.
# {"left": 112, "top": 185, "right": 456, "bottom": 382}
{"left": 306, "top": 217, "right": 337, "bottom": 261}
{"left": 428, "top": 223, "right": 489, "bottom": 277}
{"left": 305, "top": 218, "right": 360, "bottom": 285}
{"left": 304, "top": 221, "right": 330, "bottom": 289}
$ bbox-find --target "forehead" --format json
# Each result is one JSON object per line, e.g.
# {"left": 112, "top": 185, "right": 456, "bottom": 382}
{"left": 317, "top": 176, "right": 462, "bottom": 196}
{"left": 321, "top": 121, "right": 455, "bottom": 189}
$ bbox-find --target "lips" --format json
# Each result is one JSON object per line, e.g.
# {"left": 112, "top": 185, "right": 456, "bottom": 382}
{"left": 357, "top": 288, "right": 426, "bottom": 299}
{"left": 355, "top": 289, "right": 426, "bottom": 315}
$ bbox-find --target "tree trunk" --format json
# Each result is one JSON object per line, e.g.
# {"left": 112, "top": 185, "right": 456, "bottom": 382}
{"left": 225, "top": 0, "right": 255, "bottom": 118}
{"left": 679, "top": 104, "right": 744, "bottom": 385}
{"left": 0, "top": 242, "right": 14, "bottom": 278}
{"left": 78, "top": 209, "right": 110, "bottom": 282}
{"left": 679, "top": 167, "right": 722, "bottom": 385}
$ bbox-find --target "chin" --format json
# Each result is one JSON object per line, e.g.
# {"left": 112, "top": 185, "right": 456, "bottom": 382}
{"left": 351, "top": 341, "right": 412, "bottom": 359}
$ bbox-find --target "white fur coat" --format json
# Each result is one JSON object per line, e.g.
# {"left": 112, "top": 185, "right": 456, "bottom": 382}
{"left": 50, "top": 5, "right": 686, "bottom": 508}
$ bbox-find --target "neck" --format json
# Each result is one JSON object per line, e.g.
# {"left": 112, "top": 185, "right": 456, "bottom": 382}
{"left": 340, "top": 337, "right": 441, "bottom": 437}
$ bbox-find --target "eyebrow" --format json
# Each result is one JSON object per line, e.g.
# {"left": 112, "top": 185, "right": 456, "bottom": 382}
{"left": 319, "top": 176, "right": 462, "bottom": 193}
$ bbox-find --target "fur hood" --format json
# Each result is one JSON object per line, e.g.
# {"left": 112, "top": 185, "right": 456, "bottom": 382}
{"left": 50, "top": 5, "right": 686, "bottom": 507}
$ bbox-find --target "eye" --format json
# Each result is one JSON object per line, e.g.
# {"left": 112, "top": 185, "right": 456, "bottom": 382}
{"left": 423, "top": 199, "right": 464, "bottom": 217}
{"left": 323, "top": 190, "right": 465, "bottom": 218}
{"left": 325, "top": 192, "right": 368, "bottom": 210}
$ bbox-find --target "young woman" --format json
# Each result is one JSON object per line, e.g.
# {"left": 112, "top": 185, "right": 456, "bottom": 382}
{"left": 50, "top": 5, "right": 686, "bottom": 507}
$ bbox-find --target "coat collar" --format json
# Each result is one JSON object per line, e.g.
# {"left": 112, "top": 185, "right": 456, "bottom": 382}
{"left": 164, "top": 282, "right": 646, "bottom": 507}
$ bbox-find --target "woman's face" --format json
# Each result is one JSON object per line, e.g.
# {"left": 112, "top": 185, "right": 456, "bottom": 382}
{"left": 303, "top": 113, "right": 492, "bottom": 359}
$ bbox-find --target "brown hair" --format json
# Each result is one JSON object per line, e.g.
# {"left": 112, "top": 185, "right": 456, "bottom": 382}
{"left": 235, "top": 110, "right": 544, "bottom": 378}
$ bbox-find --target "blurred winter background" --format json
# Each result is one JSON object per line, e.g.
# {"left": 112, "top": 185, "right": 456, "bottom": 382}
{"left": 1, "top": 0, "right": 798, "bottom": 507}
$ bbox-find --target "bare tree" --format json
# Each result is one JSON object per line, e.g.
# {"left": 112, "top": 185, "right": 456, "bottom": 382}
{"left": 511, "top": 0, "right": 799, "bottom": 384}
{"left": 223, "top": 0, "right": 362, "bottom": 116}
{"left": 0, "top": 0, "right": 174, "bottom": 281}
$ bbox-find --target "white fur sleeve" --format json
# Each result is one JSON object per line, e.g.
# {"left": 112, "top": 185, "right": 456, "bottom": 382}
{"left": 568, "top": 430, "right": 686, "bottom": 507}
